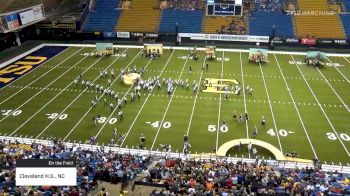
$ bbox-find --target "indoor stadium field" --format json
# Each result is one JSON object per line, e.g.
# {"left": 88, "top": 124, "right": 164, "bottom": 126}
{"left": 1, "top": 44, "right": 349, "bottom": 165}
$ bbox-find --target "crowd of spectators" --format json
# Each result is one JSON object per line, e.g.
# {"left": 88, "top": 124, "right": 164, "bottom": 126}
{"left": 168, "top": 0, "right": 204, "bottom": 10}
{"left": 254, "top": 0, "right": 283, "bottom": 12}
{"left": 0, "top": 138, "right": 152, "bottom": 195}
{"left": 143, "top": 159, "right": 350, "bottom": 195}
{"left": 1, "top": 138, "right": 350, "bottom": 195}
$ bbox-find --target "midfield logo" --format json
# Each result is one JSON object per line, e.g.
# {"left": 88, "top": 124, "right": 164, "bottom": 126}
{"left": 202, "top": 78, "right": 240, "bottom": 94}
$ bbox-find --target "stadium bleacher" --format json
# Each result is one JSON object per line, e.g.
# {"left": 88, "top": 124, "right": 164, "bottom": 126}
{"left": 345, "top": 0, "right": 350, "bottom": 12}
{"left": 83, "top": 0, "right": 121, "bottom": 32}
{"left": 116, "top": 0, "right": 160, "bottom": 33}
{"left": 158, "top": 9, "right": 203, "bottom": 33}
{"left": 340, "top": 14, "right": 350, "bottom": 38}
{"left": 294, "top": 0, "right": 346, "bottom": 39}
{"left": 294, "top": 15, "right": 346, "bottom": 39}
{"left": 249, "top": 11, "right": 295, "bottom": 37}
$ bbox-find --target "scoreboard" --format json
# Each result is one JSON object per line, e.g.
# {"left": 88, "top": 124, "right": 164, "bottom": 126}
{"left": 206, "top": 0, "right": 242, "bottom": 16}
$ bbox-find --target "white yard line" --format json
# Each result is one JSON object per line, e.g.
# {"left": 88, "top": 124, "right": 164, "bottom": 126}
{"left": 316, "top": 67, "right": 349, "bottom": 112}
{"left": 185, "top": 58, "right": 207, "bottom": 137}
{"left": 8, "top": 53, "right": 104, "bottom": 136}
{"left": 215, "top": 51, "right": 224, "bottom": 152}
{"left": 291, "top": 55, "right": 350, "bottom": 157}
{"left": 239, "top": 52, "right": 249, "bottom": 139}
{"left": 38, "top": 49, "right": 134, "bottom": 139}
{"left": 120, "top": 50, "right": 176, "bottom": 147}
{"left": 258, "top": 62, "right": 283, "bottom": 153}
{"left": 328, "top": 57, "right": 350, "bottom": 83}
{"left": 0, "top": 50, "right": 95, "bottom": 125}
{"left": 274, "top": 54, "right": 317, "bottom": 158}
{"left": 0, "top": 47, "right": 81, "bottom": 99}
{"left": 150, "top": 55, "right": 190, "bottom": 150}
{"left": 63, "top": 50, "right": 147, "bottom": 141}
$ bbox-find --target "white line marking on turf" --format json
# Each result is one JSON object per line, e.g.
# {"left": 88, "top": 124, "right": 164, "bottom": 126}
{"left": 39, "top": 49, "right": 134, "bottom": 139}
{"left": 258, "top": 61, "right": 283, "bottom": 153}
{"left": 291, "top": 55, "right": 350, "bottom": 157}
{"left": 216, "top": 51, "right": 224, "bottom": 152}
{"left": 328, "top": 57, "right": 350, "bottom": 83}
{"left": 119, "top": 50, "right": 175, "bottom": 147}
{"left": 8, "top": 52, "right": 104, "bottom": 136}
{"left": 274, "top": 54, "right": 317, "bottom": 158}
{"left": 184, "top": 56, "right": 207, "bottom": 150}
{"left": 0, "top": 47, "right": 72, "bottom": 93}
{"left": 150, "top": 55, "right": 190, "bottom": 150}
{"left": 316, "top": 67, "right": 350, "bottom": 112}
{"left": 1, "top": 50, "right": 96, "bottom": 125}
{"left": 239, "top": 52, "right": 249, "bottom": 139}
{"left": 0, "top": 48, "right": 84, "bottom": 105}
{"left": 63, "top": 50, "right": 147, "bottom": 141}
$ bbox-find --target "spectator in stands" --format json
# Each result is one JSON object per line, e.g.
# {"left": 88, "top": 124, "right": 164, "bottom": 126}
{"left": 169, "top": 0, "right": 204, "bottom": 10}
{"left": 0, "top": 138, "right": 151, "bottom": 195}
{"left": 254, "top": 0, "right": 283, "bottom": 12}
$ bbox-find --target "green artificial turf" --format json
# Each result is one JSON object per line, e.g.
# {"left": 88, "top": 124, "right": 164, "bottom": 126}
{"left": 0, "top": 46, "right": 349, "bottom": 164}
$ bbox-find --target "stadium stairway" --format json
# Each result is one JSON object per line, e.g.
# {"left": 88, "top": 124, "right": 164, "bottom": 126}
{"left": 116, "top": 0, "right": 160, "bottom": 33}
{"left": 249, "top": 11, "right": 295, "bottom": 37}
{"left": 202, "top": 16, "right": 234, "bottom": 34}
{"left": 340, "top": 14, "right": 350, "bottom": 38}
{"left": 83, "top": 0, "right": 121, "bottom": 32}
{"left": 294, "top": 15, "right": 346, "bottom": 39}
{"left": 158, "top": 9, "right": 203, "bottom": 33}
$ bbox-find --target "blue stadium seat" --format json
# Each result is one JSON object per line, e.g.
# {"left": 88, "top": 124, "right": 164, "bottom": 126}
{"left": 158, "top": 9, "right": 203, "bottom": 33}
{"left": 340, "top": 14, "right": 350, "bottom": 38}
{"left": 344, "top": 0, "right": 350, "bottom": 12}
{"left": 83, "top": 0, "right": 121, "bottom": 32}
{"left": 249, "top": 11, "right": 295, "bottom": 37}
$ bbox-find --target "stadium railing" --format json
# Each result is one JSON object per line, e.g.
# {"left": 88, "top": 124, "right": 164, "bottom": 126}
{"left": 1, "top": 135, "right": 349, "bottom": 174}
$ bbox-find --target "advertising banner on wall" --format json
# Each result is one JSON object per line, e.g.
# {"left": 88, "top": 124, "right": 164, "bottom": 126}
{"left": 5, "top": 13, "right": 20, "bottom": 31}
{"left": 300, "top": 38, "right": 316, "bottom": 45}
{"left": 178, "top": 33, "right": 269, "bottom": 43}
{"left": 117, "top": 32, "right": 130, "bottom": 38}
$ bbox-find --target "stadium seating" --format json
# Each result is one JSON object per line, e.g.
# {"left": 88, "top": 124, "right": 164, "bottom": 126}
{"left": 294, "top": 15, "right": 346, "bottom": 38}
{"left": 249, "top": 11, "right": 295, "bottom": 37}
{"left": 298, "top": 0, "right": 328, "bottom": 11}
{"left": 116, "top": 0, "right": 160, "bottom": 33}
{"left": 294, "top": 0, "right": 346, "bottom": 39}
{"left": 203, "top": 17, "right": 233, "bottom": 34}
{"left": 158, "top": 9, "right": 203, "bottom": 33}
{"left": 340, "top": 14, "right": 350, "bottom": 38}
{"left": 253, "top": 0, "right": 283, "bottom": 12}
{"left": 344, "top": 0, "right": 350, "bottom": 12}
{"left": 203, "top": 16, "right": 247, "bottom": 34}
{"left": 83, "top": 0, "right": 121, "bottom": 32}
